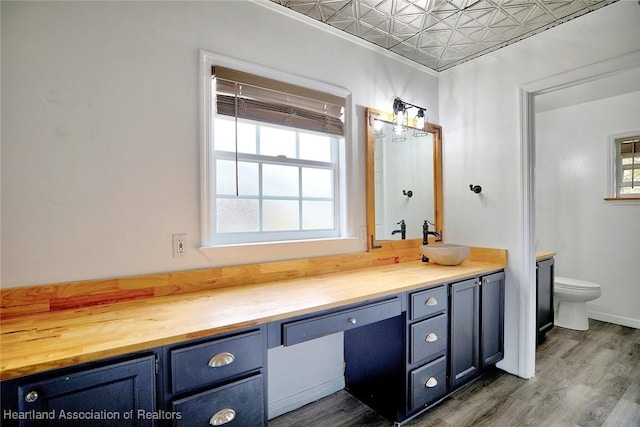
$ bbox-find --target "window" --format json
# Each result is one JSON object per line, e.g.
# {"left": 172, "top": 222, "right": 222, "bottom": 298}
{"left": 213, "top": 117, "right": 340, "bottom": 244}
{"left": 199, "top": 52, "right": 353, "bottom": 253}
{"left": 614, "top": 135, "right": 640, "bottom": 198}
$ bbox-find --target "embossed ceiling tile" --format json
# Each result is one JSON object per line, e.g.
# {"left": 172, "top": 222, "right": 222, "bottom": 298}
{"left": 463, "top": 6, "right": 499, "bottom": 26}
{"left": 287, "top": 0, "right": 352, "bottom": 21}
{"left": 542, "top": 0, "right": 581, "bottom": 19}
{"left": 441, "top": 45, "right": 468, "bottom": 61}
{"left": 430, "top": 0, "right": 462, "bottom": 12}
{"left": 360, "top": 31, "right": 399, "bottom": 48}
{"left": 390, "top": 17, "right": 426, "bottom": 38}
{"left": 282, "top": 1, "right": 319, "bottom": 18}
{"left": 414, "top": 32, "right": 446, "bottom": 49}
{"left": 448, "top": 32, "right": 479, "bottom": 52}
{"left": 414, "top": 46, "right": 447, "bottom": 60}
{"left": 269, "top": 0, "right": 619, "bottom": 72}
{"left": 389, "top": 39, "right": 419, "bottom": 57}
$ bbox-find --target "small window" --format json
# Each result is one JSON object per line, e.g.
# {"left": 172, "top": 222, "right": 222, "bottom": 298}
{"left": 201, "top": 61, "right": 349, "bottom": 248}
{"left": 614, "top": 135, "right": 640, "bottom": 197}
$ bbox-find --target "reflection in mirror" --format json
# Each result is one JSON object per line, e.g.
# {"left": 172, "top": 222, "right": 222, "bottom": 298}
{"left": 374, "top": 123, "right": 434, "bottom": 240}
{"left": 366, "top": 108, "right": 443, "bottom": 251}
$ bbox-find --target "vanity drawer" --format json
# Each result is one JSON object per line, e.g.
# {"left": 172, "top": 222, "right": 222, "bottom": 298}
{"left": 410, "top": 312, "right": 447, "bottom": 364}
{"left": 170, "top": 330, "right": 263, "bottom": 393}
{"left": 410, "top": 356, "right": 447, "bottom": 411}
{"left": 172, "top": 374, "right": 265, "bottom": 427}
{"left": 283, "top": 298, "right": 401, "bottom": 346}
{"left": 410, "top": 286, "right": 447, "bottom": 321}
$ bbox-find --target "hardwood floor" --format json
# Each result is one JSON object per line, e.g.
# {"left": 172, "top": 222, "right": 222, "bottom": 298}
{"left": 269, "top": 320, "right": 640, "bottom": 426}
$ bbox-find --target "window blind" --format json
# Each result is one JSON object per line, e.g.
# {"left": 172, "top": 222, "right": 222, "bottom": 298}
{"left": 213, "top": 66, "right": 345, "bottom": 136}
{"left": 620, "top": 138, "right": 639, "bottom": 157}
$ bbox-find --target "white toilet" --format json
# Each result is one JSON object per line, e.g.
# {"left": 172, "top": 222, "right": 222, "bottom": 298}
{"left": 553, "top": 276, "right": 601, "bottom": 330}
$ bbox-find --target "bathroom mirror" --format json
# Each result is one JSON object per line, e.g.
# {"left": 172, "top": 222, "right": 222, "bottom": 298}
{"left": 366, "top": 107, "right": 443, "bottom": 250}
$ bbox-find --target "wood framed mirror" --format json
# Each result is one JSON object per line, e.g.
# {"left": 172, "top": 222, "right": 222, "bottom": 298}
{"left": 366, "top": 107, "right": 443, "bottom": 251}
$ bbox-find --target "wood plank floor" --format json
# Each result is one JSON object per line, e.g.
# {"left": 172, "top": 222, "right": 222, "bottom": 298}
{"left": 269, "top": 320, "right": 640, "bottom": 426}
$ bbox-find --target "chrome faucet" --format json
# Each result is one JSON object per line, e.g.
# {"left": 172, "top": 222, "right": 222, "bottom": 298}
{"left": 422, "top": 220, "right": 441, "bottom": 262}
{"left": 391, "top": 220, "right": 406, "bottom": 240}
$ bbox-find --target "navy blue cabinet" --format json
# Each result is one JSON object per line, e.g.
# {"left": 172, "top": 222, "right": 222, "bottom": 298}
{"left": 449, "top": 272, "right": 505, "bottom": 390}
{"left": 1, "top": 353, "right": 157, "bottom": 427}
{"left": 481, "top": 271, "right": 505, "bottom": 367}
{"left": 449, "top": 278, "right": 480, "bottom": 388}
{"left": 163, "top": 327, "right": 268, "bottom": 427}
{"left": 1, "top": 328, "right": 268, "bottom": 427}
{"left": 536, "top": 258, "right": 555, "bottom": 343}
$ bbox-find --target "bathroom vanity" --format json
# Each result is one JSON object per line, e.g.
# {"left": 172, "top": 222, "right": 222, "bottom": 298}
{"left": 0, "top": 256, "right": 505, "bottom": 426}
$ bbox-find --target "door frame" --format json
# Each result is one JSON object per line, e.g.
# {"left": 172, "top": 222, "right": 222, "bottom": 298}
{"left": 518, "top": 50, "right": 640, "bottom": 378}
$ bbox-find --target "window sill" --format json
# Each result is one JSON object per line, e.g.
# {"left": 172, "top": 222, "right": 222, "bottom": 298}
{"left": 603, "top": 197, "right": 640, "bottom": 204}
{"left": 199, "top": 237, "right": 363, "bottom": 267}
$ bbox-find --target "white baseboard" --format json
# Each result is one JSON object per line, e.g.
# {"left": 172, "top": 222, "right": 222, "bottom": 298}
{"left": 268, "top": 376, "right": 345, "bottom": 420}
{"left": 588, "top": 309, "right": 640, "bottom": 329}
{"left": 495, "top": 360, "right": 520, "bottom": 378}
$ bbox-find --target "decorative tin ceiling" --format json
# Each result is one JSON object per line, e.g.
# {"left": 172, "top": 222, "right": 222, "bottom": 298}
{"left": 269, "top": 0, "right": 618, "bottom": 71}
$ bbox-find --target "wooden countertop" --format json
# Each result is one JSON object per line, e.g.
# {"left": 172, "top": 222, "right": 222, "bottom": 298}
{"left": 0, "top": 259, "right": 505, "bottom": 380}
{"left": 536, "top": 251, "right": 556, "bottom": 261}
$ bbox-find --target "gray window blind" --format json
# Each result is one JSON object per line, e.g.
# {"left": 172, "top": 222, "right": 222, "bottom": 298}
{"left": 620, "top": 138, "right": 639, "bottom": 158}
{"left": 213, "top": 66, "right": 345, "bottom": 136}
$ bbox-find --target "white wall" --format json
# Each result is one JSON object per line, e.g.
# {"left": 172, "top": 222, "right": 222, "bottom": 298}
{"left": 536, "top": 91, "right": 640, "bottom": 328}
{"left": 0, "top": 0, "right": 438, "bottom": 418}
{"left": 1, "top": 0, "right": 439, "bottom": 288}
{"left": 439, "top": 1, "right": 640, "bottom": 375}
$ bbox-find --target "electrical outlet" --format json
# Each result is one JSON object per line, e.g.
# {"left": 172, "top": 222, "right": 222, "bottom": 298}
{"left": 173, "top": 234, "right": 186, "bottom": 257}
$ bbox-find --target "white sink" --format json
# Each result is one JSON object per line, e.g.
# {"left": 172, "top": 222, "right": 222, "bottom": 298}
{"left": 421, "top": 244, "right": 470, "bottom": 266}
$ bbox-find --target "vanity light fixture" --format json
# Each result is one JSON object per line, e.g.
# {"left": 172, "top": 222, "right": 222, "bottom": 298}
{"left": 414, "top": 109, "right": 428, "bottom": 137}
{"left": 392, "top": 99, "right": 407, "bottom": 142}
{"left": 392, "top": 98, "right": 408, "bottom": 140}
{"left": 393, "top": 97, "right": 429, "bottom": 139}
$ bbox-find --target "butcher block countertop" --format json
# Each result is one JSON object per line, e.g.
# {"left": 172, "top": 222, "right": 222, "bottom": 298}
{"left": 536, "top": 251, "right": 556, "bottom": 261}
{"left": 0, "top": 257, "right": 506, "bottom": 381}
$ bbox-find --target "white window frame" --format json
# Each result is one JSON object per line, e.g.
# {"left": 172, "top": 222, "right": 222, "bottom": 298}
{"left": 212, "top": 119, "right": 341, "bottom": 245}
{"left": 198, "top": 50, "right": 359, "bottom": 264}
{"left": 607, "top": 130, "right": 640, "bottom": 203}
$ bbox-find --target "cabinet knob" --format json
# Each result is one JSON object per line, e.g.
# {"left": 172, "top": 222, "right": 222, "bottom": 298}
{"left": 209, "top": 408, "right": 236, "bottom": 426}
{"left": 24, "top": 390, "right": 39, "bottom": 403}
{"left": 425, "top": 297, "right": 438, "bottom": 306}
{"left": 208, "top": 352, "right": 235, "bottom": 368}
{"left": 348, "top": 317, "right": 357, "bottom": 325}
{"left": 425, "top": 377, "right": 438, "bottom": 388}
{"left": 425, "top": 332, "right": 438, "bottom": 343}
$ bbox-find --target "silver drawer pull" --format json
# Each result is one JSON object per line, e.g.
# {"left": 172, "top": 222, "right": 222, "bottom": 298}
{"left": 208, "top": 352, "right": 235, "bottom": 368}
{"left": 425, "top": 377, "right": 438, "bottom": 388}
{"left": 425, "top": 297, "right": 438, "bottom": 306}
{"left": 210, "top": 408, "right": 236, "bottom": 426}
{"left": 425, "top": 333, "right": 438, "bottom": 342}
{"left": 25, "top": 390, "right": 39, "bottom": 403}
{"left": 348, "top": 317, "right": 357, "bottom": 325}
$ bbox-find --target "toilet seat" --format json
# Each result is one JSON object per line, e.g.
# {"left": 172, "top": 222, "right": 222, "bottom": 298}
{"left": 555, "top": 276, "right": 601, "bottom": 291}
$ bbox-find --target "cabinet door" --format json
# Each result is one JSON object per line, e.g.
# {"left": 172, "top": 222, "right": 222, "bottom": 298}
{"left": 536, "top": 258, "right": 555, "bottom": 342}
{"left": 449, "top": 278, "right": 479, "bottom": 388}
{"left": 16, "top": 355, "right": 156, "bottom": 427}
{"left": 480, "top": 271, "right": 505, "bottom": 367}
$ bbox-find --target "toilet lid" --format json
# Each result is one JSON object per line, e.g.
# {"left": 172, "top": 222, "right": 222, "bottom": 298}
{"left": 555, "top": 276, "right": 601, "bottom": 289}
